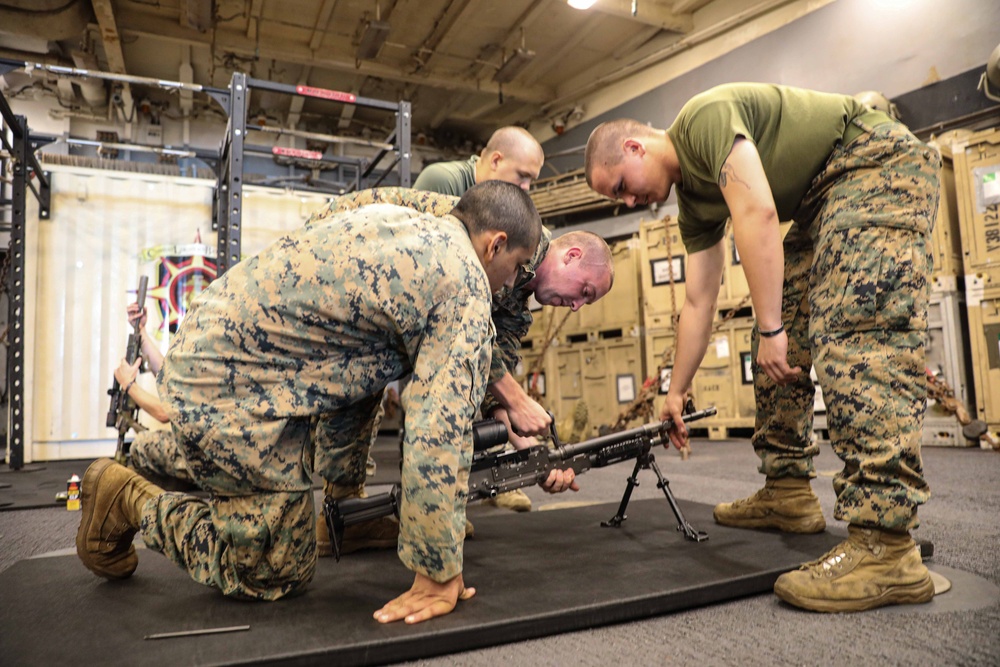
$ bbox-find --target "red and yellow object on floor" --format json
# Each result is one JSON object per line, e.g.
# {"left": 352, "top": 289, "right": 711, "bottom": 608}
{"left": 66, "top": 474, "right": 81, "bottom": 511}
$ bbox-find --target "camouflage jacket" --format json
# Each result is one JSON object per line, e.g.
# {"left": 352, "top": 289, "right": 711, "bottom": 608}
{"left": 312, "top": 188, "right": 551, "bottom": 393}
{"left": 162, "top": 203, "right": 494, "bottom": 582}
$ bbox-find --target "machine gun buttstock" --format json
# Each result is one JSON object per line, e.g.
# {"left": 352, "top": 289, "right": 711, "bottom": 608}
{"left": 324, "top": 485, "right": 400, "bottom": 561}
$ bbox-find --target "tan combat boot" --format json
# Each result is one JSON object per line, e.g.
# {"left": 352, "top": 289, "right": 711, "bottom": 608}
{"left": 714, "top": 477, "right": 826, "bottom": 533}
{"left": 483, "top": 488, "right": 532, "bottom": 512}
{"left": 774, "top": 525, "right": 935, "bottom": 612}
{"left": 76, "top": 458, "right": 163, "bottom": 579}
{"left": 316, "top": 483, "right": 399, "bottom": 558}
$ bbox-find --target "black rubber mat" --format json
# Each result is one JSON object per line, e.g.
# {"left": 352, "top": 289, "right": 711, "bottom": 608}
{"left": 1, "top": 498, "right": 846, "bottom": 666}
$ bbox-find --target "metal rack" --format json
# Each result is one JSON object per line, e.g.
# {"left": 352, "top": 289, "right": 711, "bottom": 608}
{"left": 0, "top": 58, "right": 413, "bottom": 278}
{"left": 0, "top": 86, "right": 50, "bottom": 470}
{"left": 0, "top": 62, "right": 411, "bottom": 466}
{"left": 213, "top": 72, "right": 411, "bottom": 276}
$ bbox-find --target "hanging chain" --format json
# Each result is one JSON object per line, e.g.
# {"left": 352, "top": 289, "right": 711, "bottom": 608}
{"left": 925, "top": 371, "right": 973, "bottom": 425}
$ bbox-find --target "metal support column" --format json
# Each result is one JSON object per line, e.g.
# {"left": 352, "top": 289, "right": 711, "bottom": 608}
{"left": 1, "top": 88, "right": 51, "bottom": 469}
{"left": 213, "top": 73, "right": 411, "bottom": 273}
{"left": 215, "top": 72, "right": 247, "bottom": 277}
{"left": 2, "top": 118, "right": 25, "bottom": 468}
{"left": 397, "top": 101, "right": 412, "bottom": 187}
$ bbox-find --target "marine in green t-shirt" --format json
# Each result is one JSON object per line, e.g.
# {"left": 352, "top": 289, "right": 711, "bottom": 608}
{"left": 414, "top": 128, "right": 614, "bottom": 478}
{"left": 583, "top": 83, "right": 874, "bottom": 363}
{"left": 584, "top": 82, "right": 941, "bottom": 615}
{"left": 413, "top": 126, "right": 544, "bottom": 195}
{"left": 666, "top": 84, "right": 865, "bottom": 252}
{"left": 414, "top": 127, "right": 560, "bottom": 448}
{"left": 412, "top": 155, "right": 478, "bottom": 196}
{"left": 587, "top": 83, "right": 867, "bottom": 252}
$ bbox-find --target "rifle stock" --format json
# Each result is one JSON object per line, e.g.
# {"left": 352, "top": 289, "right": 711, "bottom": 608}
{"left": 106, "top": 276, "right": 149, "bottom": 463}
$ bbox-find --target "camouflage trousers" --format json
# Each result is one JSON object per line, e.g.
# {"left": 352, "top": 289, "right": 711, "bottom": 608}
{"left": 139, "top": 392, "right": 383, "bottom": 601}
{"left": 130, "top": 429, "right": 194, "bottom": 483}
{"left": 751, "top": 117, "right": 941, "bottom": 532}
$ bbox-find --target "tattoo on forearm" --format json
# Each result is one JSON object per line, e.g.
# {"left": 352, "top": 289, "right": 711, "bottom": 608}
{"left": 719, "top": 164, "right": 750, "bottom": 190}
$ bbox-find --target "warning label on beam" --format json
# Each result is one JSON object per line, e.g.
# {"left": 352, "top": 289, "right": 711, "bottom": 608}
{"left": 296, "top": 85, "right": 356, "bottom": 103}
{"left": 272, "top": 146, "right": 324, "bottom": 160}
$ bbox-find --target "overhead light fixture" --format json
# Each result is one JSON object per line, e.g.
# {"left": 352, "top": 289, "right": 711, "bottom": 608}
{"left": 979, "top": 42, "right": 1000, "bottom": 102}
{"left": 493, "top": 48, "right": 536, "bottom": 84}
{"left": 356, "top": 20, "right": 391, "bottom": 61}
{"left": 567, "top": 0, "right": 598, "bottom": 9}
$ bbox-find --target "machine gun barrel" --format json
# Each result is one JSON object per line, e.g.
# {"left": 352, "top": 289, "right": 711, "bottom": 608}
{"left": 553, "top": 407, "right": 718, "bottom": 462}
{"left": 467, "top": 406, "right": 718, "bottom": 499}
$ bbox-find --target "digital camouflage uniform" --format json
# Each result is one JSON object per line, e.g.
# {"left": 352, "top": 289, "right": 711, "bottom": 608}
{"left": 305, "top": 186, "right": 458, "bottom": 224}
{"left": 130, "top": 187, "right": 484, "bottom": 487}
{"left": 130, "top": 428, "right": 193, "bottom": 483}
{"left": 311, "top": 187, "right": 552, "bottom": 415}
{"left": 131, "top": 188, "right": 550, "bottom": 499}
{"left": 753, "top": 114, "right": 940, "bottom": 532}
{"left": 669, "top": 84, "right": 940, "bottom": 533}
{"left": 143, "top": 203, "right": 494, "bottom": 600}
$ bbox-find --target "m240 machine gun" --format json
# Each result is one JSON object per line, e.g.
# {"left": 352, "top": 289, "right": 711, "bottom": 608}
{"left": 106, "top": 276, "right": 149, "bottom": 465}
{"left": 324, "top": 405, "right": 717, "bottom": 559}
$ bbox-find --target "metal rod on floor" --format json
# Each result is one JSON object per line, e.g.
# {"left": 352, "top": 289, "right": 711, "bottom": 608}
{"left": 144, "top": 625, "right": 251, "bottom": 640}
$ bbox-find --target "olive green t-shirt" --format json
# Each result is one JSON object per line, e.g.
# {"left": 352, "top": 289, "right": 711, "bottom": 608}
{"left": 413, "top": 155, "right": 478, "bottom": 196}
{"left": 666, "top": 83, "right": 867, "bottom": 253}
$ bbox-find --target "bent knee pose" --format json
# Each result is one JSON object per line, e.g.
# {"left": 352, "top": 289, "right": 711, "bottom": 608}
{"left": 77, "top": 181, "right": 543, "bottom": 624}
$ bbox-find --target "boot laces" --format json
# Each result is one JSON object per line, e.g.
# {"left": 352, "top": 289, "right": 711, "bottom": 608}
{"left": 732, "top": 487, "right": 773, "bottom": 507}
{"left": 802, "top": 540, "right": 861, "bottom": 577}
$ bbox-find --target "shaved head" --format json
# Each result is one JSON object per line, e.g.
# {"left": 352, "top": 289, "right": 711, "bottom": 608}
{"left": 585, "top": 119, "right": 655, "bottom": 186}
{"left": 529, "top": 230, "right": 615, "bottom": 311}
{"left": 477, "top": 126, "right": 545, "bottom": 190}
{"left": 483, "top": 126, "right": 544, "bottom": 163}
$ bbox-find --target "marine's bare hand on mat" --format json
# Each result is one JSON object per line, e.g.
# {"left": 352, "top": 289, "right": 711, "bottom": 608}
{"left": 374, "top": 573, "right": 476, "bottom": 624}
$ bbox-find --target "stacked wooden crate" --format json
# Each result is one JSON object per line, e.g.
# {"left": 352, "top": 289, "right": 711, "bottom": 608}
{"left": 952, "top": 128, "right": 1000, "bottom": 439}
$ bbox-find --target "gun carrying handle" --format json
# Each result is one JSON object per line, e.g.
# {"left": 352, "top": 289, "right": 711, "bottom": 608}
{"left": 547, "top": 410, "right": 562, "bottom": 448}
